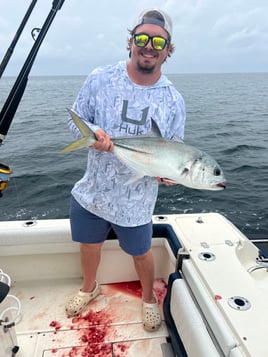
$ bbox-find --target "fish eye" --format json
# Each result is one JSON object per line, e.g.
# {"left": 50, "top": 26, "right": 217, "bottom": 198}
{"left": 214, "top": 167, "right": 221, "bottom": 176}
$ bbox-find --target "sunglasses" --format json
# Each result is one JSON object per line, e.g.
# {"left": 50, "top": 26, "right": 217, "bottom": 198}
{"left": 133, "top": 33, "right": 169, "bottom": 51}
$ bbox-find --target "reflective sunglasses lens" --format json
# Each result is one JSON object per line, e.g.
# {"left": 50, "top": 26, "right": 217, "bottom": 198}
{"left": 134, "top": 34, "right": 149, "bottom": 47}
{"left": 152, "top": 37, "right": 167, "bottom": 50}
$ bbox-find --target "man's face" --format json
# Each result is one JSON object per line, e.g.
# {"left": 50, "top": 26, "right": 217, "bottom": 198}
{"left": 130, "top": 24, "right": 171, "bottom": 74}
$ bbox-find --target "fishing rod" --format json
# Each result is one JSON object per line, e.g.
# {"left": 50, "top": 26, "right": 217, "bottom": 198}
{"left": 0, "top": 0, "right": 65, "bottom": 144}
{"left": 0, "top": 0, "right": 38, "bottom": 79}
{"left": 0, "top": 0, "right": 66, "bottom": 196}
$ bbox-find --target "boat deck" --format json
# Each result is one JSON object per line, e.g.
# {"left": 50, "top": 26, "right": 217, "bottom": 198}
{"left": 13, "top": 278, "right": 171, "bottom": 357}
{"left": 2, "top": 213, "right": 268, "bottom": 357}
{"left": 0, "top": 217, "right": 177, "bottom": 356}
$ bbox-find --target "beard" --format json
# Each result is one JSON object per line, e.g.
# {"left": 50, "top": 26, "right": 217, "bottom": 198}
{"left": 134, "top": 48, "right": 158, "bottom": 73}
{"left": 136, "top": 60, "right": 156, "bottom": 74}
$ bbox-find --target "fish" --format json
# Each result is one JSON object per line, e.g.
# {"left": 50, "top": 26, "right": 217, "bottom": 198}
{"left": 61, "top": 109, "right": 226, "bottom": 191}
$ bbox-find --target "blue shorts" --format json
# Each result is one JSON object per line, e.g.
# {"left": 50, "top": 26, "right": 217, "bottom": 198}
{"left": 70, "top": 196, "right": 153, "bottom": 256}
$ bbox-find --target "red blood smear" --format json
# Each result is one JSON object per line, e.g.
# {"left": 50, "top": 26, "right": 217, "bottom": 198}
{"left": 65, "top": 311, "right": 114, "bottom": 356}
{"left": 74, "top": 310, "right": 111, "bottom": 348}
{"left": 154, "top": 279, "right": 168, "bottom": 305}
{"left": 58, "top": 344, "right": 113, "bottom": 357}
{"left": 80, "top": 326, "right": 106, "bottom": 344}
{"left": 50, "top": 320, "right": 62, "bottom": 331}
{"left": 50, "top": 309, "right": 129, "bottom": 356}
{"left": 111, "top": 279, "right": 168, "bottom": 305}
{"left": 116, "top": 344, "right": 127, "bottom": 352}
{"left": 49, "top": 280, "right": 170, "bottom": 356}
{"left": 72, "top": 310, "right": 112, "bottom": 328}
{"left": 110, "top": 280, "right": 142, "bottom": 298}
{"left": 114, "top": 343, "right": 128, "bottom": 356}
{"left": 81, "top": 343, "right": 112, "bottom": 356}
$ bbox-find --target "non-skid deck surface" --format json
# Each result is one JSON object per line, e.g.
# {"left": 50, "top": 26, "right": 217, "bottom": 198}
{"left": 13, "top": 279, "right": 169, "bottom": 356}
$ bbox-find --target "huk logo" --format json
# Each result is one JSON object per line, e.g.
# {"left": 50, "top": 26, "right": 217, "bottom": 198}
{"left": 120, "top": 100, "right": 149, "bottom": 135}
{"left": 121, "top": 100, "right": 149, "bottom": 125}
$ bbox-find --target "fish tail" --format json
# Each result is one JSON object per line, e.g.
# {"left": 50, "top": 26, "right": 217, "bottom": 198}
{"left": 60, "top": 109, "right": 96, "bottom": 153}
{"left": 60, "top": 137, "right": 92, "bottom": 153}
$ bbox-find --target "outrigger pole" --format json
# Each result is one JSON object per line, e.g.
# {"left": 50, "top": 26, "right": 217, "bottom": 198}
{"left": 0, "top": 0, "right": 65, "bottom": 197}
{"left": 0, "top": 0, "right": 38, "bottom": 79}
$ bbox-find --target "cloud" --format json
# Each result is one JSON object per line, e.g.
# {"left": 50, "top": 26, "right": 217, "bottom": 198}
{"left": 0, "top": 0, "right": 267, "bottom": 75}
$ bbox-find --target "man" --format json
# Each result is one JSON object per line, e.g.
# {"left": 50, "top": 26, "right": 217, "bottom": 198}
{"left": 65, "top": 8, "right": 186, "bottom": 332}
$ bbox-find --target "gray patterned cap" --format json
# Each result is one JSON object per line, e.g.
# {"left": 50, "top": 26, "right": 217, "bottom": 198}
{"left": 133, "top": 9, "right": 172, "bottom": 37}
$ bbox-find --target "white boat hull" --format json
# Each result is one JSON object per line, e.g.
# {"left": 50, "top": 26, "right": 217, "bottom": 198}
{"left": 0, "top": 213, "right": 267, "bottom": 356}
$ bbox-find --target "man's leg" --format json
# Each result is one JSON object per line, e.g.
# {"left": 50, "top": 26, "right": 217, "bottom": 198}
{"left": 132, "top": 248, "right": 155, "bottom": 303}
{"left": 133, "top": 248, "right": 161, "bottom": 331}
{"left": 112, "top": 221, "right": 161, "bottom": 331}
{"left": 65, "top": 242, "right": 102, "bottom": 316}
{"left": 113, "top": 222, "right": 154, "bottom": 301}
{"left": 80, "top": 242, "right": 103, "bottom": 292}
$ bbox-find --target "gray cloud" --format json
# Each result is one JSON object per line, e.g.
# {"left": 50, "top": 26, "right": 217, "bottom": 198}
{"left": 0, "top": 0, "right": 267, "bottom": 75}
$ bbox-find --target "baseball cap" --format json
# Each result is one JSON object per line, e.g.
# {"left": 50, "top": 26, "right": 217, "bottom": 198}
{"left": 133, "top": 9, "right": 173, "bottom": 37}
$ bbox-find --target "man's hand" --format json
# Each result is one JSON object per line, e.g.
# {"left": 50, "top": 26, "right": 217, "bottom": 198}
{"left": 93, "top": 129, "right": 113, "bottom": 152}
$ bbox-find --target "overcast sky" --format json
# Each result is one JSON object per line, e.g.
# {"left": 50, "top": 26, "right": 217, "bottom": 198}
{"left": 0, "top": 0, "right": 267, "bottom": 76}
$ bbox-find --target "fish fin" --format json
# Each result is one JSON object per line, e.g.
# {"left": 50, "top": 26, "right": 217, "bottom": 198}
{"left": 151, "top": 119, "right": 184, "bottom": 143}
{"left": 67, "top": 108, "right": 93, "bottom": 137}
{"left": 150, "top": 119, "right": 162, "bottom": 137}
{"left": 60, "top": 137, "right": 92, "bottom": 153}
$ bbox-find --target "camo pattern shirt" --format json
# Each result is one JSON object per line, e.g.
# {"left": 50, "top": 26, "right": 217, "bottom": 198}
{"left": 68, "top": 61, "right": 186, "bottom": 227}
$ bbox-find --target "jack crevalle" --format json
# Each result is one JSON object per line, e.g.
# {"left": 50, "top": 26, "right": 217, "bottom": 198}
{"left": 61, "top": 109, "right": 226, "bottom": 191}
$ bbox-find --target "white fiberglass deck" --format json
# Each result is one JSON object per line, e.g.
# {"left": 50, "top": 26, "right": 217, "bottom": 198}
{"left": 2, "top": 213, "right": 268, "bottom": 357}
{"left": 0, "top": 219, "right": 176, "bottom": 357}
{"left": 14, "top": 278, "right": 169, "bottom": 357}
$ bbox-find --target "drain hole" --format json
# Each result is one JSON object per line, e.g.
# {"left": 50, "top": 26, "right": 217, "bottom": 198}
{"left": 23, "top": 220, "right": 37, "bottom": 227}
{"left": 234, "top": 298, "right": 245, "bottom": 307}
{"left": 154, "top": 216, "right": 168, "bottom": 222}
{"left": 204, "top": 253, "right": 212, "bottom": 259}
{"left": 198, "top": 252, "right": 216, "bottom": 261}
{"left": 228, "top": 296, "right": 251, "bottom": 311}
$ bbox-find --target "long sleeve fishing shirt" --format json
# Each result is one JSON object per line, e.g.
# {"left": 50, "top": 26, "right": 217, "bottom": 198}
{"left": 68, "top": 61, "right": 186, "bottom": 227}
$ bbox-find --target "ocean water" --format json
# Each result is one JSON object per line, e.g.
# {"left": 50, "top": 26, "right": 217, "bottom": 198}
{"left": 0, "top": 72, "right": 267, "bottom": 238}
